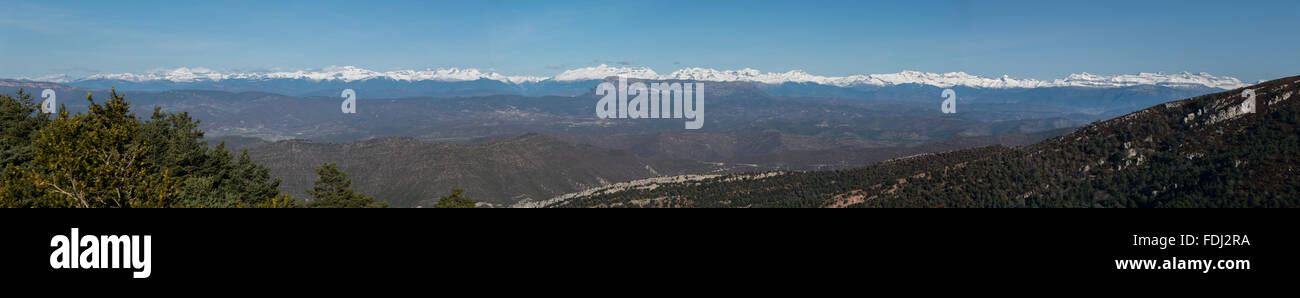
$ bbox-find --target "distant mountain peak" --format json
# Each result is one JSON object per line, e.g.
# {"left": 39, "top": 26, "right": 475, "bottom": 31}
{"left": 18, "top": 74, "right": 77, "bottom": 83}
{"left": 553, "top": 64, "right": 660, "bottom": 81}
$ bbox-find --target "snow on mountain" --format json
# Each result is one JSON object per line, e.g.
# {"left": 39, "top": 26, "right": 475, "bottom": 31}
{"left": 29, "top": 65, "right": 1247, "bottom": 90}
{"left": 560, "top": 65, "right": 1246, "bottom": 89}
{"left": 19, "top": 74, "right": 76, "bottom": 83}
{"left": 552, "top": 64, "right": 660, "bottom": 81}
{"left": 77, "top": 66, "right": 546, "bottom": 84}
{"left": 1052, "top": 72, "right": 1245, "bottom": 89}
{"left": 667, "top": 68, "right": 832, "bottom": 85}
{"left": 233, "top": 65, "right": 382, "bottom": 82}
{"left": 84, "top": 67, "right": 225, "bottom": 83}
{"left": 842, "top": 71, "right": 1055, "bottom": 88}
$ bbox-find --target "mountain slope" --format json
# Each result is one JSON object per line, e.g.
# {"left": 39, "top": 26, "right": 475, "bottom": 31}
{"left": 547, "top": 76, "right": 1300, "bottom": 208}
{"left": 241, "top": 134, "right": 715, "bottom": 207}
{"left": 553, "top": 128, "right": 1072, "bottom": 170}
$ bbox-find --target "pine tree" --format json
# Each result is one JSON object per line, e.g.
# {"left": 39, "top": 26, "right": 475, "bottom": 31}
{"left": 14, "top": 90, "right": 178, "bottom": 207}
{"left": 136, "top": 104, "right": 287, "bottom": 207}
{"left": 307, "top": 163, "right": 386, "bottom": 208}
{"left": 433, "top": 188, "right": 476, "bottom": 208}
{"left": 0, "top": 89, "right": 49, "bottom": 168}
{"left": 0, "top": 89, "right": 51, "bottom": 207}
{"left": 1, "top": 90, "right": 293, "bottom": 208}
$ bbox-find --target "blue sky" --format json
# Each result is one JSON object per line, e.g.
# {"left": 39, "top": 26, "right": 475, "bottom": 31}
{"left": 1, "top": 0, "right": 1297, "bottom": 82}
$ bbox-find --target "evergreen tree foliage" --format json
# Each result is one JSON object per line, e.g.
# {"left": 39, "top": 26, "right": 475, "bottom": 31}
{"left": 307, "top": 163, "right": 386, "bottom": 208}
{"left": 0, "top": 89, "right": 51, "bottom": 207}
{"left": 0, "top": 90, "right": 294, "bottom": 208}
{"left": 8, "top": 90, "right": 177, "bottom": 207}
{"left": 0, "top": 89, "right": 49, "bottom": 169}
{"left": 433, "top": 188, "right": 476, "bottom": 208}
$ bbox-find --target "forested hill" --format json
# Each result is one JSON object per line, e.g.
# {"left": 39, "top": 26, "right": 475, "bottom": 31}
{"left": 548, "top": 76, "right": 1300, "bottom": 208}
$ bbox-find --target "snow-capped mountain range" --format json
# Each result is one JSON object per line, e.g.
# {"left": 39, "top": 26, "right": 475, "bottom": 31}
{"left": 20, "top": 65, "right": 1248, "bottom": 90}
{"left": 557, "top": 65, "right": 1248, "bottom": 89}
{"left": 63, "top": 66, "right": 549, "bottom": 85}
